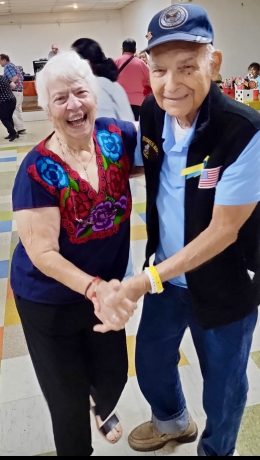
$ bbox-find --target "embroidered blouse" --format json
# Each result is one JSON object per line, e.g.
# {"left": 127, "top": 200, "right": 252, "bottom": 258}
{"left": 11, "top": 118, "right": 136, "bottom": 304}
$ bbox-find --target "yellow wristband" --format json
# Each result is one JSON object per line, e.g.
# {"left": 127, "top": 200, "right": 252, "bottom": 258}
{"left": 145, "top": 266, "right": 164, "bottom": 294}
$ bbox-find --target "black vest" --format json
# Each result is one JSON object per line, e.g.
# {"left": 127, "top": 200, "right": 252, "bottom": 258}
{"left": 140, "top": 83, "right": 260, "bottom": 328}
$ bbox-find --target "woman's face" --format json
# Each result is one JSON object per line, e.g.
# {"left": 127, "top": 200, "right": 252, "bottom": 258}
{"left": 48, "top": 77, "right": 97, "bottom": 144}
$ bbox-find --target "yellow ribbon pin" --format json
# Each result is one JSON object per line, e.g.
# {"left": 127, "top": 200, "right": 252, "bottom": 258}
{"left": 181, "top": 156, "right": 209, "bottom": 178}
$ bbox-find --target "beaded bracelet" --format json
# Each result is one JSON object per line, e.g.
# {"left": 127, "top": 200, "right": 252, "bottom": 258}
{"left": 84, "top": 277, "right": 101, "bottom": 301}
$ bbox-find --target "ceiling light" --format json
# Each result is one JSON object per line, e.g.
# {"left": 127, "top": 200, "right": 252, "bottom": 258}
{"left": 0, "top": 1, "right": 6, "bottom": 4}
{"left": 73, "top": 3, "right": 78, "bottom": 8}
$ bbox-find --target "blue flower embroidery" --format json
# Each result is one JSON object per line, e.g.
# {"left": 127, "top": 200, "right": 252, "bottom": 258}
{"left": 96, "top": 130, "right": 123, "bottom": 162}
{"left": 36, "top": 157, "right": 69, "bottom": 189}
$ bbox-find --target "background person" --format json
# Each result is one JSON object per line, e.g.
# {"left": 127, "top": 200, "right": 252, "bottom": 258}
{"left": 72, "top": 37, "right": 134, "bottom": 121}
{"left": 0, "top": 75, "right": 18, "bottom": 141}
{"left": 48, "top": 43, "right": 59, "bottom": 60}
{"left": 115, "top": 38, "right": 151, "bottom": 120}
{"left": 0, "top": 53, "right": 26, "bottom": 135}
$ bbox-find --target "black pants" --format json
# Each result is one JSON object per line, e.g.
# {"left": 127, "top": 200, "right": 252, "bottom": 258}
{"left": 131, "top": 104, "right": 141, "bottom": 121}
{"left": 15, "top": 296, "right": 128, "bottom": 456}
{"left": 0, "top": 99, "right": 16, "bottom": 137}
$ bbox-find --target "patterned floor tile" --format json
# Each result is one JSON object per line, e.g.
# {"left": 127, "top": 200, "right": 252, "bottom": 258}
{"left": 131, "top": 225, "right": 147, "bottom": 241}
{"left": 0, "top": 326, "right": 3, "bottom": 360}
{"left": 126, "top": 335, "right": 136, "bottom": 378}
{"left": 0, "top": 279, "right": 8, "bottom": 326}
{"left": 237, "top": 404, "right": 260, "bottom": 456}
{"left": 0, "top": 156, "right": 17, "bottom": 162}
{"left": 3, "top": 324, "right": 28, "bottom": 359}
{"left": 126, "top": 334, "right": 189, "bottom": 379}
{"left": 0, "top": 171, "right": 16, "bottom": 190}
{"left": 0, "top": 221, "right": 12, "bottom": 233}
{"left": 0, "top": 260, "right": 9, "bottom": 278}
{"left": 0, "top": 211, "right": 13, "bottom": 221}
{"left": 251, "top": 351, "right": 260, "bottom": 369}
{"left": 133, "top": 202, "right": 146, "bottom": 214}
{"left": 10, "top": 231, "right": 19, "bottom": 259}
{"left": 0, "top": 233, "right": 12, "bottom": 261}
{"left": 4, "top": 295, "right": 20, "bottom": 326}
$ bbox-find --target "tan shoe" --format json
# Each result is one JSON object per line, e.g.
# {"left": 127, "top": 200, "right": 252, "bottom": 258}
{"left": 128, "top": 417, "right": 198, "bottom": 452}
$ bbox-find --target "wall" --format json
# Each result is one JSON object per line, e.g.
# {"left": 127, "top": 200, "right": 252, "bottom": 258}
{"left": 0, "top": 0, "right": 260, "bottom": 78}
{"left": 120, "top": 0, "right": 260, "bottom": 78}
{"left": 0, "top": 10, "right": 123, "bottom": 75}
{"left": 120, "top": 0, "right": 170, "bottom": 55}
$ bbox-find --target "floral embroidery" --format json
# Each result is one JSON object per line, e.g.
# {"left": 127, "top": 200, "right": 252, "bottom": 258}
{"left": 96, "top": 130, "right": 123, "bottom": 162}
{"left": 76, "top": 195, "right": 128, "bottom": 237}
{"left": 106, "top": 163, "right": 127, "bottom": 200}
{"left": 36, "top": 157, "right": 69, "bottom": 189}
{"left": 27, "top": 123, "right": 131, "bottom": 244}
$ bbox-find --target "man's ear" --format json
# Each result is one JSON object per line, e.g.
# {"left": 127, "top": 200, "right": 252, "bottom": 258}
{"left": 211, "top": 50, "right": 222, "bottom": 80}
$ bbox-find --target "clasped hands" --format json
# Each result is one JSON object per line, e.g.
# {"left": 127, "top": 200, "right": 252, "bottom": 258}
{"left": 90, "top": 275, "right": 150, "bottom": 333}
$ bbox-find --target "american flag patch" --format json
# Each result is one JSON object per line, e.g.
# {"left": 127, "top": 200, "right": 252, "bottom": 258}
{"left": 198, "top": 166, "right": 221, "bottom": 189}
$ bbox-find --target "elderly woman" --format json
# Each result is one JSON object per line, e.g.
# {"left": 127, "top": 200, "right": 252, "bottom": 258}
{"left": 11, "top": 51, "right": 137, "bottom": 456}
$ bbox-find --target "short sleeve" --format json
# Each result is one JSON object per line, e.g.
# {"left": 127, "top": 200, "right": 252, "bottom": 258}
{"left": 4, "top": 64, "right": 16, "bottom": 80}
{"left": 134, "top": 127, "right": 144, "bottom": 166}
{"left": 12, "top": 151, "right": 59, "bottom": 211}
{"left": 215, "top": 131, "right": 260, "bottom": 205}
{"left": 113, "top": 119, "right": 137, "bottom": 167}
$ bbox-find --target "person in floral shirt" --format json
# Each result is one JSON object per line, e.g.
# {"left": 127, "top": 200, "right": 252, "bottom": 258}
{"left": 11, "top": 51, "right": 138, "bottom": 457}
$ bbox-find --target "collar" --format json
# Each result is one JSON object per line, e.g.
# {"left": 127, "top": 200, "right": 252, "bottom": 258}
{"left": 162, "top": 112, "right": 199, "bottom": 153}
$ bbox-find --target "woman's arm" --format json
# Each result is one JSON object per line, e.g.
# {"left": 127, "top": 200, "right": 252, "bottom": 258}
{"left": 15, "top": 206, "right": 136, "bottom": 330}
{"left": 15, "top": 207, "right": 92, "bottom": 296}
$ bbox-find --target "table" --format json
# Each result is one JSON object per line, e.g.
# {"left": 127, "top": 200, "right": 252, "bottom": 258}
{"left": 23, "top": 80, "right": 37, "bottom": 96}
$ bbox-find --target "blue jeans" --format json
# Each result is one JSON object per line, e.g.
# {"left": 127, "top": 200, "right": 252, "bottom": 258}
{"left": 136, "top": 283, "right": 258, "bottom": 456}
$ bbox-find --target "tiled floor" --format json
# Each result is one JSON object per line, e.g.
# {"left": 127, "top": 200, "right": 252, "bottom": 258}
{"left": 0, "top": 119, "right": 259, "bottom": 456}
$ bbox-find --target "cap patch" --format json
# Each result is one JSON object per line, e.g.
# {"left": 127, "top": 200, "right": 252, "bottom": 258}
{"left": 159, "top": 5, "right": 188, "bottom": 30}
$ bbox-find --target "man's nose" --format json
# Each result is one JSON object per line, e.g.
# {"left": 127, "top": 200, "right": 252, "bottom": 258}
{"left": 164, "top": 71, "right": 181, "bottom": 91}
{"left": 67, "top": 93, "right": 81, "bottom": 110}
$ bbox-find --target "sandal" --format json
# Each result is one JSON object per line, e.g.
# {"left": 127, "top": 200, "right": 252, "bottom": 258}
{"left": 91, "top": 401, "right": 123, "bottom": 444}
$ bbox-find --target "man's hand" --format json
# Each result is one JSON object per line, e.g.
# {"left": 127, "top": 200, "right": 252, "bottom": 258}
{"left": 122, "top": 273, "right": 151, "bottom": 302}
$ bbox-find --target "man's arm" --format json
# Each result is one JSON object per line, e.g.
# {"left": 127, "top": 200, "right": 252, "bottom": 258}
{"left": 156, "top": 202, "right": 256, "bottom": 281}
{"left": 123, "top": 202, "right": 257, "bottom": 300}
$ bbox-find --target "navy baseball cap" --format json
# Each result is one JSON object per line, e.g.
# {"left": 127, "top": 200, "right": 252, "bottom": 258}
{"left": 144, "top": 3, "right": 214, "bottom": 52}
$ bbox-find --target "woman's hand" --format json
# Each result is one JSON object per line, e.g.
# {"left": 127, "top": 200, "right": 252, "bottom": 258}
{"left": 92, "top": 279, "right": 137, "bottom": 333}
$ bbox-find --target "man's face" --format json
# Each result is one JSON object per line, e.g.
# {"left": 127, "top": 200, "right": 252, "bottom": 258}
{"left": 149, "top": 41, "right": 221, "bottom": 125}
{"left": 52, "top": 46, "right": 59, "bottom": 54}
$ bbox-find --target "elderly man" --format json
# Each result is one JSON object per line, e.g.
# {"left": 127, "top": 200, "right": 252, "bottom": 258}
{"left": 121, "top": 3, "right": 260, "bottom": 457}
{"left": 48, "top": 43, "right": 59, "bottom": 60}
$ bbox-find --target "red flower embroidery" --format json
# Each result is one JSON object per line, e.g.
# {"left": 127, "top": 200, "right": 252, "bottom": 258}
{"left": 106, "top": 164, "right": 127, "bottom": 199}
{"left": 66, "top": 191, "right": 93, "bottom": 220}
